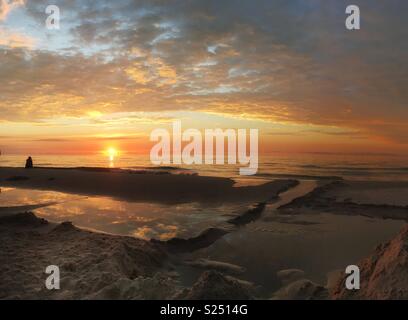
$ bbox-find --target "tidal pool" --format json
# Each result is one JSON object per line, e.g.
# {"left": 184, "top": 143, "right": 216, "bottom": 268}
{"left": 0, "top": 187, "right": 243, "bottom": 240}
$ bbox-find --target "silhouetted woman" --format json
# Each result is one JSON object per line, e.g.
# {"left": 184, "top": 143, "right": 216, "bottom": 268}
{"left": 25, "top": 156, "right": 33, "bottom": 169}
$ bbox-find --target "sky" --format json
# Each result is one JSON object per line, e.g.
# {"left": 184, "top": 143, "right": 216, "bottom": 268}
{"left": 0, "top": 0, "right": 407, "bottom": 156}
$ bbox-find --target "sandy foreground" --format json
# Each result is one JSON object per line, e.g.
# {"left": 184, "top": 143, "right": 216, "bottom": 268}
{"left": 0, "top": 210, "right": 268, "bottom": 300}
{"left": 1, "top": 168, "right": 408, "bottom": 299}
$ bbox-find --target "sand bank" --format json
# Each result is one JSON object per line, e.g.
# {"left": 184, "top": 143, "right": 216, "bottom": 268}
{"left": 278, "top": 180, "right": 408, "bottom": 220}
{"left": 0, "top": 167, "right": 296, "bottom": 204}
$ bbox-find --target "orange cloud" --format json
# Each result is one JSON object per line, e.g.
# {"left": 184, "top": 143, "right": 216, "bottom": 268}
{"left": 0, "top": 0, "right": 24, "bottom": 21}
{"left": 0, "top": 27, "right": 34, "bottom": 48}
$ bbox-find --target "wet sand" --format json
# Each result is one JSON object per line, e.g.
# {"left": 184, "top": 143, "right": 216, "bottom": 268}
{"left": 0, "top": 167, "right": 297, "bottom": 204}
{"left": 278, "top": 180, "right": 408, "bottom": 220}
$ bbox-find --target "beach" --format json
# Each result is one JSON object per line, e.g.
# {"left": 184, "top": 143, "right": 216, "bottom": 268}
{"left": 1, "top": 167, "right": 408, "bottom": 299}
{"left": 0, "top": 167, "right": 298, "bottom": 204}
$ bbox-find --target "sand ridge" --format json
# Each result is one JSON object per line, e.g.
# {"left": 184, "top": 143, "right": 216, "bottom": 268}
{"left": 0, "top": 167, "right": 297, "bottom": 204}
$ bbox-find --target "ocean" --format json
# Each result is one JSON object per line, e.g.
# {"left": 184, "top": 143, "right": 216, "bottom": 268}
{"left": 1, "top": 152, "right": 407, "bottom": 181}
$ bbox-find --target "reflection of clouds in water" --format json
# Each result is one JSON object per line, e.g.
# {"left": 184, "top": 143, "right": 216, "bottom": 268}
{"left": 4, "top": 187, "right": 238, "bottom": 240}
{"left": 0, "top": 188, "right": 73, "bottom": 206}
{"left": 133, "top": 226, "right": 155, "bottom": 240}
{"left": 111, "top": 216, "right": 152, "bottom": 224}
{"left": 36, "top": 195, "right": 207, "bottom": 239}
{"left": 37, "top": 204, "right": 86, "bottom": 219}
{"left": 133, "top": 224, "right": 179, "bottom": 240}
{"left": 39, "top": 198, "right": 163, "bottom": 229}
{"left": 0, "top": 187, "right": 15, "bottom": 192}
{"left": 86, "top": 198, "right": 127, "bottom": 212}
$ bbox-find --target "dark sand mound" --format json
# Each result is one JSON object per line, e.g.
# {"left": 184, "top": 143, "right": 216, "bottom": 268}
{"left": 0, "top": 211, "right": 48, "bottom": 227}
{"left": 332, "top": 224, "right": 408, "bottom": 299}
{"left": 180, "top": 271, "right": 256, "bottom": 300}
{"left": 276, "top": 269, "right": 306, "bottom": 285}
{"left": 272, "top": 279, "right": 328, "bottom": 300}
{"left": 0, "top": 212, "right": 168, "bottom": 299}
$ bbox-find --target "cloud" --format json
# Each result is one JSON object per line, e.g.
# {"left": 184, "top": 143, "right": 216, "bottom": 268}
{"left": 32, "top": 135, "right": 142, "bottom": 142}
{"left": 0, "top": 27, "right": 35, "bottom": 48}
{"left": 0, "top": 0, "right": 24, "bottom": 21}
{"left": 1, "top": 0, "right": 408, "bottom": 145}
{"left": 301, "top": 129, "right": 364, "bottom": 137}
{"left": 32, "top": 138, "right": 71, "bottom": 142}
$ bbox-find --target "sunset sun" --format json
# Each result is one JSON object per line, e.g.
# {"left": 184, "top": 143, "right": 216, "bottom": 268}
{"left": 106, "top": 147, "right": 118, "bottom": 161}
